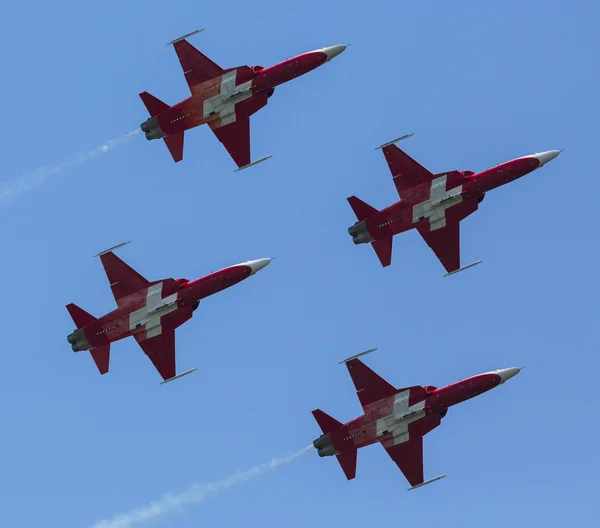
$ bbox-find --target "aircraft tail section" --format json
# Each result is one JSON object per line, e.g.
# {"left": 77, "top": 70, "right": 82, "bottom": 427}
{"left": 66, "top": 303, "right": 96, "bottom": 329}
{"left": 312, "top": 408, "right": 344, "bottom": 433}
{"left": 347, "top": 196, "right": 378, "bottom": 221}
{"left": 139, "top": 91, "right": 171, "bottom": 117}
{"left": 90, "top": 345, "right": 110, "bottom": 375}
{"left": 372, "top": 237, "right": 393, "bottom": 267}
{"left": 312, "top": 409, "right": 358, "bottom": 480}
{"left": 163, "top": 132, "right": 185, "bottom": 163}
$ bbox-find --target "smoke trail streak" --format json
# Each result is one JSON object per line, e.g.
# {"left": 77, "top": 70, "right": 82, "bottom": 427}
{"left": 87, "top": 445, "right": 312, "bottom": 528}
{"left": 0, "top": 129, "right": 140, "bottom": 207}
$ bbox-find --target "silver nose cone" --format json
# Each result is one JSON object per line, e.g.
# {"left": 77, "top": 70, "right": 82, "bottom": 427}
{"left": 495, "top": 367, "right": 522, "bottom": 384}
{"left": 246, "top": 258, "right": 272, "bottom": 275}
{"left": 320, "top": 44, "right": 347, "bottom": 62}
{"left": 532, "top": 150, "right": 561, "bottom": 167}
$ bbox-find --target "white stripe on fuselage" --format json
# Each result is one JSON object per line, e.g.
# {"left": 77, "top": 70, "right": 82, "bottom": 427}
{"left": 203, "top": 70, "right": 253, "bottom": 126}
{"left": 376, "top": 391, "right": 426, "bottom": 446}
{"left": 412, "top": 175, "right": 463, "bottom": 231}
{"left": 129, "top": 283, "right": 178, "bottom": 339}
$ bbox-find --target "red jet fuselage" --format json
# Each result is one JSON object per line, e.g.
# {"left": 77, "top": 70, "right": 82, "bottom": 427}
{"left": 356, "top": 153, "right": 556, "bottom": 243}
{"left": 333, "top": 369, "right": 518, "bottom": 453}
{"left": 67, "top": 258, "right": 271, "bottom": 352}
{"left": 312, "top": 355, "right": 520, "bottom": 487}
{"left": 145, "top": 46, "right": 345, "bottom": 141}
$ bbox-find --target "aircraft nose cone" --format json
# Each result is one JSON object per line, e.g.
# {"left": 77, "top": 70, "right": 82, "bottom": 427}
{"left": 246, "top": 258, "right": 272, "bottom": 275}
{"left": 321, "top": 44, "right": 347, "bottom": 62}
{"left": 532, "top": 150, "right": 561, "bottom": 167}
{"left": 495, "top": 367, "right": 521, "bottom": 384}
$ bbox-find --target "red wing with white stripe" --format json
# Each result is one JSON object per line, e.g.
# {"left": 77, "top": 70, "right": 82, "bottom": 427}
{"left": 133, "top": 306, "right": 194, "bottom": 382}
{"left": 345, "top": 357, "right": 397, "bottom": 410}
{"left": 417, "top": 198, "right": 479, "bottom": 273}
{"left": 383, "top": 435, "right": 424, "bottom": 487}
{"left": 98, "top": 252, "right": 150, "bottom": 307}
{"left": 208, "top": 93, "right": 269, "bottom": 168}
{"left": 172, "top": 39, "right": 225, "bottom": 92}
{"left": 381, "top": 144, "right": 436, "bottom": 200}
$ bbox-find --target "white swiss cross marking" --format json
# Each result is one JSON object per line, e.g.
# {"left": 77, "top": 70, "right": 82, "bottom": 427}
{"left": 203, "top": 70, "right": 253, "bottom": 126}
{"left": 376, "top": 391, "right": 426, "bottom": 446}
{"left": 129, "top": 283, "right": 178, "bottom": 339}
{"left": 412, "top": 175, "right": 463, "bottom": 231}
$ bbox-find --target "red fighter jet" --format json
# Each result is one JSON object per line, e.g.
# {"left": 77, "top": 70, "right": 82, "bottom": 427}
{"left": 66, "top": 242, "right": 271, "bottom": 384}
{"left": 139, "top": 28, "right": 346, "bottom": 170}
{"left": 348, "top": 133, "right": 561, "bottom": 275}
{"left": 312, "top": 349, "right": 521, "bottom": 490}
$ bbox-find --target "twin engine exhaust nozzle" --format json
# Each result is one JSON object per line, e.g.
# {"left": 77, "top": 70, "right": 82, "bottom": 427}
{"left": 313, "top": 434, "right": 339, "bottom": 457}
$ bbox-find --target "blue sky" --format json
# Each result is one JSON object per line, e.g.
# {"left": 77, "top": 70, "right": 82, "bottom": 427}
{"left": 0, "top": 0, "right": 598, "bottom": 526}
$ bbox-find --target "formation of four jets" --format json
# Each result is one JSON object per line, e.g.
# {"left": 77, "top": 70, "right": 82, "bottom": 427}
{"left": 66, "top": 29, "right": 559, "bottom": 489}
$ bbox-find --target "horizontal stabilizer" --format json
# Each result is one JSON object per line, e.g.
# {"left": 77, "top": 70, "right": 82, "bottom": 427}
{"left": 139, "top": 91, "right": 170, "bottom": 117}
{"left": 66, "top": 303, "right": 96, "bottom": 329}
{"left": 312, "top": 409, "right": 343, "bottom": 434}
{"left": 372, "top": 237, "right": 393, "bottom": 267}
{"left": 90, "top": 345, "right": 110, "bottom": 375}
{"left": 336, "top": 448, "right": 358, "bottom": 480}
{"left": 347, "top": 196, "right": 378, "bottom": 221}
{"left": 164, "top": 132, "right": 185, "bottom": 163}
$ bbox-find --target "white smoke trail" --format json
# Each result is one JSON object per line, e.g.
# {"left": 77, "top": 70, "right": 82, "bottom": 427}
{"left": 0, "top": 129, "right": 140, "bottom": 207}
{"left": 87, "top": 445, "right": 312, "bottom": 528}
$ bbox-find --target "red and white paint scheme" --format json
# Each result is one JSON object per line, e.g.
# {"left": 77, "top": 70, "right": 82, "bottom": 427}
{"left": 347, "top": 133, "right": 561, "bottom": 275}
{"left": 312, "top": 349, "right": 521, "bottom": 490}
{"left": 139, "top": 28, "right": 346, "bottom": 169}
{"left": 66, "top": 241, "right": 271, "bottom": 384}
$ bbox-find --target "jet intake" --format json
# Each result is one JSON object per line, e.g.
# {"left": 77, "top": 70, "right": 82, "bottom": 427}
{"left": 140, "top": 116, "right": 165, "bottom": 140}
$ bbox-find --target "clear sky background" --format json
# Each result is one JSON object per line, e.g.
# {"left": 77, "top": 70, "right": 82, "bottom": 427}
{"left": 0, "top": 0, "right": 598, "bottom": 526}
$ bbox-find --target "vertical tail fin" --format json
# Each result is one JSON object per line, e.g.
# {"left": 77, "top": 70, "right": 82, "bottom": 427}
{"left": 139, "top": 91, "right": 171, "bottom": 117}
{"left": 348, "top": 196, "right": 379, "bottom": 221}
{"left": 312, "top": 409, "right": 358, "bottom": 480}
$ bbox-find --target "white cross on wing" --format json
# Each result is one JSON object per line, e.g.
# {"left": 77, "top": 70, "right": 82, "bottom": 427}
{"left": 412, "top": 175, "right": 464, "bottom": 231}
{"left": 129, "top": 283, "right": 179, "bottom": 339}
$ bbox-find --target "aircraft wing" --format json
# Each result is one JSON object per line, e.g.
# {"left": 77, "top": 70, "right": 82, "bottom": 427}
{"left": 172, "top": 39, "right": 225, "bottom": 92}
{"left": 417, "top": 223, "right": 461, "bottom": 274}
{"left": 134, "top": 330, "right": 177, "bottom": 381}
{"left": 98, "top": 251, "right": 150, "bottom": 307}
{"left": 344, "top": 358, "right": 397, "bottom": 411}
{"left": 417, "top": 198, "right": 479, "bottom": 274}
{"left": 381, "top": 144, "right": 435, "bottom": 200}
{"left": 383, "top": 436, "right": 424, "bottom": 488}
{"left": 208, "top": 94, "right": 269, "bottom": 169}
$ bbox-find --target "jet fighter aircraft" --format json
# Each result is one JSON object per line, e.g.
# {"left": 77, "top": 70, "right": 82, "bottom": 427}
{"left": 140, "top": 28, "right": 346, "bottom": 170}
{"left": 347, "top": 133, "right": 561, "bottom": 275}
{"left": 312, "top": 349, "right": 521, "bottom": 489}
{"left": 66, "top": 241, "right": 271, "bottom": 384}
